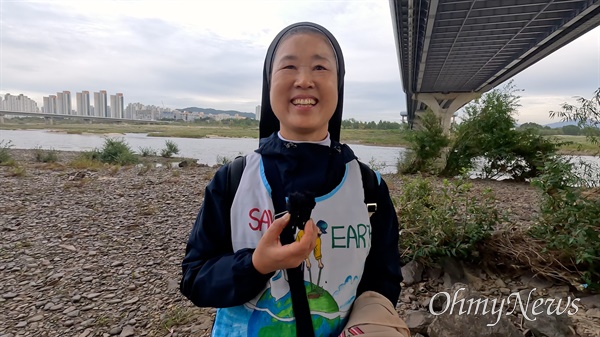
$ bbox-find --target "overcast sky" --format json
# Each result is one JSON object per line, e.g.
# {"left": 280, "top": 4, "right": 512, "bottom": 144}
{"left": 2, "top": 0, "right": 599, "bottom": 125}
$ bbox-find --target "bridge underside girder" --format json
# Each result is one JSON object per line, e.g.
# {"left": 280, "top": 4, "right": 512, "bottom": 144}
{"left": 390, "top": 0, "right": 600, "bottom": 126}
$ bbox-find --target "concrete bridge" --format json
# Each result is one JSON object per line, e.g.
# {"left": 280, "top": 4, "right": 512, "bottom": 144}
{"left": 0, "top": 110, "right": 162, "bottom": 125}
{"left": 390, "top": 0, "right": 600, "bottom": 130}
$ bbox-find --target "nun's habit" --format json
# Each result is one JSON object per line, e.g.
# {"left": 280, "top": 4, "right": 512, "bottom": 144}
{"left": 180, "top": 22, "right": 402, "bottom": 337}
{"left": 259, "top": 21, "right": 345, "bottom": 142}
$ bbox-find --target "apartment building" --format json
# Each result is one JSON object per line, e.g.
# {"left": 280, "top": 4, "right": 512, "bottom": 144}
{"left": 1, "top": 93, "right": 39, "bottom": 112}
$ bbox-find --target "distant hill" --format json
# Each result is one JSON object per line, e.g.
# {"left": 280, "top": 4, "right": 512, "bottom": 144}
{"left": 180, "top": 107, "right": 255, "bottom": 119}
{"left": 544, "top": 121, "right": 578, "bottom": 128}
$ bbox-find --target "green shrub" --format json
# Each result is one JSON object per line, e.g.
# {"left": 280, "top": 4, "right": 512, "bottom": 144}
{"left": 474, "top": 129, "right": 561, "bottom": 181}
{"left": 33, "top": 147, "right": 59, "bottom": 163}
{"left": 441, "top": 82, "right": 559, "bottom": 180}
{"left": 88, "top": 138, "right": 138, "bottom": 165}
{"left": 530, "top": 156, "right": 600, "bottom": 286}
{"left": 533, "top": 90, "right": 600, "bottom": 286}
{"left": 367, "top": 157, "right": 385, "bottom": 172}
{"left": 0, "top": 140, "right": 14, "bottom": 164}
{"left": 216, "top": 155, "right": 233, "bottom": 166}
{"left": 400, "top": 110, "right": 450, "bottom": 174}
{"left": 396, "top": 151, "right": 414, "bottom": 174}
{"left": 551, "top": 88, "right": 600, "bottom": 149}
{"left": 398, "top": 176, "right": 500, "bottom": 264}
{"left": 100, "top": 138, "right": 137, "bottom": 165}
{"left": 160, "top": 140, "right": 180, "bottom": 158}
{"left": 138, "top": 146, "right": 157, "bottom": 157}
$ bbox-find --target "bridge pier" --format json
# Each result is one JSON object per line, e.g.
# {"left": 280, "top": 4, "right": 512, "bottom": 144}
{"left": 414, "top": 92, "right": 479, "bottom": 133}
{"left": 44, "top": 117, "right": 54, "bottom": 125}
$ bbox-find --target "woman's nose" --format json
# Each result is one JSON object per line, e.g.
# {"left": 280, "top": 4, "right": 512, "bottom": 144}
{"left": 294, "top": 68, "right": 314, "bottom": 88}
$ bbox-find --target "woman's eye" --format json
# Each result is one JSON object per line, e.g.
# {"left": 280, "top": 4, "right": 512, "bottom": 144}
{"left": 314, "top": 65, "right": 327, "bottom": 70}
{"left": 283, "top": 65, "right": 295, "bottom": 70}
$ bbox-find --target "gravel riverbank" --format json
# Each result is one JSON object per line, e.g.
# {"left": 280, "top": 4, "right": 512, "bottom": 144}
{"left": 1, "top": 149, "right": 597, "bottom": 337}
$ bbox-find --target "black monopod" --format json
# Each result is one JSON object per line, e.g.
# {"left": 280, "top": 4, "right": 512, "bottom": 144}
{"left": 286, "top": 191, "right": 316, "bottom": 232}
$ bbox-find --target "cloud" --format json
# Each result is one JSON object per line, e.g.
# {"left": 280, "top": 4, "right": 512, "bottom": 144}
{"left": 345, "top": 81, "right": 407, "bottom": 122}
{"left": 1, "top": 1, "right": 598, "bottom": 124}
{"left": 512, "top": 27, "right": 600, "bottom": 96}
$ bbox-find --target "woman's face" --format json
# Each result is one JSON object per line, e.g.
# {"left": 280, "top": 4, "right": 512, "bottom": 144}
{"left": 269, "top": 33, "right": 338, "bottom": 141}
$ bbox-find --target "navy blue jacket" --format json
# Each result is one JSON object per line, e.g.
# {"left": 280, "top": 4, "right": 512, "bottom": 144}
{"left": 180, "top": 134, "right": 402, "bottom": 308}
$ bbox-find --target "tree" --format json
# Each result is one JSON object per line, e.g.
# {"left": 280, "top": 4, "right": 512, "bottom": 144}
{"left": 551, "top": 88, "right": 600, "bottom": 148}
{"left": 530, "top": 89, "right": 600, "bottom": 286}
{"left": 441, "top": 81, "right": 559, "bottom": 181}
{"left": 561, "top": 125, "right": 581, "bottom": 136}
{"left": 519, "top": 122, "right": 544, "bottom": 129}
{"left": 400, "top": 110, "right": 450, "bottom": 174}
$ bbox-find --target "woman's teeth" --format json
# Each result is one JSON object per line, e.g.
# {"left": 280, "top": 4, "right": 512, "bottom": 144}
{"left": 292, "top": 98, "right": 316, "bottom": 105}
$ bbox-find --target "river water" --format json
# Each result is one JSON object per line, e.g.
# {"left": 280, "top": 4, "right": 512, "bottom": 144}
{"left": 2, "top": 129, "right": 599, "bottom": 179}
{"left": 0, "top": 129, "right": 406, "bottom": 174}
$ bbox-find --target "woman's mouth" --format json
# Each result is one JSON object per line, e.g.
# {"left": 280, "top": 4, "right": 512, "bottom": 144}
{"left": 291, "top": 98, "right": 317, "bottom": 107}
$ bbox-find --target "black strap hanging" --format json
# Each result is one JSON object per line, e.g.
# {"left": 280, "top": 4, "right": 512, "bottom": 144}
{"left": 262, "top": 158, "right": 316, "bottom": 337}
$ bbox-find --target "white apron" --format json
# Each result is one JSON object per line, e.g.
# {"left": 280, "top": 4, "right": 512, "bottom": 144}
{"left": 212, "top": 152, "right": 372, "bottom": 337}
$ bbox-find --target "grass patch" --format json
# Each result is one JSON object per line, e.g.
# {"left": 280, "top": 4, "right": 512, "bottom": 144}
{"left": 42, "top": 162, "right": 67, "bottom": 171}
{"left": 0, "top": 140, "right": 14, "bottom": 164}
{"left": 95, "top": 315, "right": 111, "bottom": 327}
{"left": 1, "top": 123, "right": 416, "bottom": 148}
{"left": 137, "top": 162, "right": 154, "bottom": 175}
{"left": 63, "top": 178, "right": 91, "bottom": 189}
{"left": 216, "top": 154, "right": 233, "bottom": 166}
{"left": 161, "top": 306, "right": 194, "bottom": 331}
{"left": 23, "top": 122, "right": 596, "bottom": 155}
{"left": 33, "top": 147, "right": 59, "bottom": 163}
{"left": 367, "top": 157, "right": 386, "bottom": 172}
{"left": 109, "top": 165, "right": 121, "bottom": 176}
{"left": 1, "top": 158, "right": 18, "bottom": 167}
{"left": 148, "top": 126, "right": 256, "bottom": 139}
{"left": 15, "top": 241, "right": 33, "bottom": 249}
{"left": 0, "top": 122, "right": 164, "bottom": 134}
{"left": 551, "top": 135, "right": 599, "bottom": 155}
{"left": 340, "top": 129, "right": 411, "bottom": 147}
{"left": 137, "top": 201, "right": 157, "bottom": 215}
{"left": 69, "top": 156, "right": 105, "bottom": 170}
{"left": 9, "top": 166, "right": 27, "bottom": 177}
{"left": 138, "top": 146, "right": 157, "bottom": 157}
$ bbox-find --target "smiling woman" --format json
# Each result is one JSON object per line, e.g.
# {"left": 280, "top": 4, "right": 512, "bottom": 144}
{"left": 269, "top": 30, "right": 339, "bottom": 141}
{"left": 259, "top": 24, "right": 347, "bottom": 142}
{"left": 180, "top": 21, "right": 409, "bottom": 337}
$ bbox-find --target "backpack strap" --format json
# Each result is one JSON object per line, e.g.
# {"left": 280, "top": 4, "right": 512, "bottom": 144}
{"left": 262, "top": 158, "right": 316, "bottom": 337}
{"left": 358, "top": 161, "right": 379, "bottom": 217}
{"left": 227, "top": 155, "right": 315, "bottom": 337}
{"left": 226, "top": 155, "right": 246, "bottom": 204}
